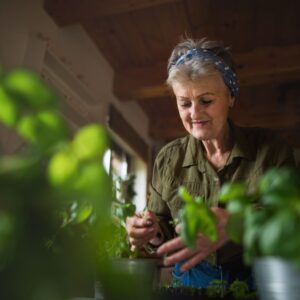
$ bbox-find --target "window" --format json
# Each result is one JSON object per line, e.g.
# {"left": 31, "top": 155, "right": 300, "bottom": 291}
{"left": 103, "top": 138, "right": 147, "bottom": 211}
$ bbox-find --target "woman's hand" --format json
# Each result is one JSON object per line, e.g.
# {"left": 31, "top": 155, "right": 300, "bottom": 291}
{"left": 157, "top": 207, "right": 229, "bottom": 272}
{"left": 126, "top": 210, "right": 162, "bottom": 250}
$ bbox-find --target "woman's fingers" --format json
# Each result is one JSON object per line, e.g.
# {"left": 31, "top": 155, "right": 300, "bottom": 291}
{"left": 126, "top": 215, "right": 153, "bottom": 229}
{"left": 156, "top": 233, "right": 221, "bottom": 271}
{"left": 129, "top": 235, "right": 153, "bottom": 247}
{"left": 154, "top": 208, "right": 231, "bottom": 272}
{"left": 179, "top": 251, "right": 209, "bottom": 272}
{"left": 163, "top": 246, "right": 197, "bottom": 267}
{"left": 128, "top": 228, "right": 157, "bottom": 247}
{"left": 128, "top": 225, "right": 155, "bottom": 238}
{"left": 157, "top": 236, "right": 184, "bottom": 256}
{"left": 175, "top": 224, "right": 181, "bottom": 234}
{"left": 125, "top": 211, "right": 159, "bottom": 248}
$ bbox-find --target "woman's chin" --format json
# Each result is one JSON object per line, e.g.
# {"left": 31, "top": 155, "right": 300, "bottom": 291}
{"left": 190, "top": 130, "right": 211, "bottom": 141}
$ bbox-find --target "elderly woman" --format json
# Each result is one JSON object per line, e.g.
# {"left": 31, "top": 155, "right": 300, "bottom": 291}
{"left": 126, "top": 38, "right": 295, "bottom": 288}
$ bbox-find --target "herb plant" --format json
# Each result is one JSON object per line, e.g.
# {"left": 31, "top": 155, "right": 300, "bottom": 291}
{"left": 178, "top": 186, "right": 217, "bottom": 248}
{"left": 108, "top": 174, "right": 137, "bottom": 258}
{"left": 0, "top": 67, "right": 112, "bottom": 299}
{"left": 219, "top": 167, "right": 300, "bottom": 267}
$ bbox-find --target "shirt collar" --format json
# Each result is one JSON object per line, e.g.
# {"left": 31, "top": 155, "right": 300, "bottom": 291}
{"left": 182, "top": 120, "right": 254, "bottom": 170}
{"left": 229, "top": 120, "right": 255, "bottom": 162}
{"left": 182, "top": 134, "right": 206, "bottom": 172}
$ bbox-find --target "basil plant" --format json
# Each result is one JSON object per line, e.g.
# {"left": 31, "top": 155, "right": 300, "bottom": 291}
{"left": 219, "top": 167, "right": 300, "bottom": 267}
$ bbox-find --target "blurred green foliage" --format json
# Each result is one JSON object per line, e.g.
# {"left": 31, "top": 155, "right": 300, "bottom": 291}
{"left": 178, "top": 186, "right": 217, "bottom": 249}
{"left": 0, "top": 68, "right": 112, "bottom": 299}
{"left": 108, "top": 174, "right": 137, "bottom": 258}
{"left": 219, "top": 167, "right": 300, "bottom": 268}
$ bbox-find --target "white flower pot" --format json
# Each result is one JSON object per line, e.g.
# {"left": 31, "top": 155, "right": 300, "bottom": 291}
{"left": 254, "top": 257, "right": 300, "bottom": 300}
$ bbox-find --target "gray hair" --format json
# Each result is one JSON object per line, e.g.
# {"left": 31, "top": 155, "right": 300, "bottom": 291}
{"left": 166, "top": 38, "right": 235, "bottom": 88}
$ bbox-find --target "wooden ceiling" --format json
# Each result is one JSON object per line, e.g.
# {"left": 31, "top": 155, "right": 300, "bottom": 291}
{"left": 44, "top": 0, "right": 300, "bottom": 147}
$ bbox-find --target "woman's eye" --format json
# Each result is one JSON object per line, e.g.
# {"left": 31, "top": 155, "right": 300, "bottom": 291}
{"left": 180, "top": 102, "right": 191, "bottom": 108}
{"left": 200, "top": 99, "right": 213, "bottom": 106}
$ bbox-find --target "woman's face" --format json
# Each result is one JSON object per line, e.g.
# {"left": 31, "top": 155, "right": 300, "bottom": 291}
{"left": 172, "top": 73, "right": 233, "bottom": 141}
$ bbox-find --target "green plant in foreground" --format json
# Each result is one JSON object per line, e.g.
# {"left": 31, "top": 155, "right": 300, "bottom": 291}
{"left": 161, "top": 279, "right": 255, "bottom": 299}
{"left": 219, "top": 167, "right": 300, "bottom": 267}
{"left": 207, "top": 279, "right": 256, "bottom": 299}
{"left": 206, "top": 279, "right": 227, "bottom": 298}
{"left": 178, "top": 186, "right": 217, "bottom": 249}
{"left": 0, "top": 68, "right": 112, "bottom": 299}
{"left": 108, "top": 174, "right": 137, "bottom": 258}
{"left": 229, "top": 279, "right": 255, "bottom": 300}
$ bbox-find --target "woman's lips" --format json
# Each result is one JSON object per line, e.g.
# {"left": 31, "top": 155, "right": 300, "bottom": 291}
{"left": 191, "top": 120, "right": 209, "bottom": 127}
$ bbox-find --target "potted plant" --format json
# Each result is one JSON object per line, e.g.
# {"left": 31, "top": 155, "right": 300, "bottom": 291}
{"left": 0, "top": 67, "right": 113, "bottom": 299}
{"left": 219, "top": 167, "right": 300, "bottom": 300}
{"left": 178, "top": 186, "right": 218, "bottom": 249}
{"left": 98, "top": 174, "right": 160, "bottom": 300}
{"left": 174, "top": 187, "right": 257, "bottom": 300}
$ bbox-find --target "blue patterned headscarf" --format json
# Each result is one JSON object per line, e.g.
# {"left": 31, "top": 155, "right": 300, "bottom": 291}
{"left": 169, "top": 48, "right": 239, "bottom": 97}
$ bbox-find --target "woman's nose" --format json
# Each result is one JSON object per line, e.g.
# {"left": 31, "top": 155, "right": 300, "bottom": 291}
{"left": 190, "top": 103, "right": 202, "bottom": 119}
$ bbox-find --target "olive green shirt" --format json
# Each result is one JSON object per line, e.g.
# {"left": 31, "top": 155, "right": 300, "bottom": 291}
{"left": 148, "top": 122, "right": 295, "bottom": 265}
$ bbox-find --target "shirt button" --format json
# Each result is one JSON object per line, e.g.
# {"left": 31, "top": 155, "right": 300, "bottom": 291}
{"left": 213, "top": 177, "right": 220, "bottom": 184}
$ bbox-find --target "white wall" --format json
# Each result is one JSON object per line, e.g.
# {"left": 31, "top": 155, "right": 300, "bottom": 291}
{"left": 132, "top": 157, "right": 148, "bottom": 212}
{"left": 0, "top": 0, "right": 151, "bottom": 154}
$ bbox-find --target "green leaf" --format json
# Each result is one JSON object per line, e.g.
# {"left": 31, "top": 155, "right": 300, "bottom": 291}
{"left": 226, "top": 213, "right": 244, "bottom": 243}
{"left": 72, "top": 163, "right": 108, "bottom": 194}
{"left": 124, "top": 203, "right": 136, "bottom": 219}
{"left": 0, "top": 155, "right": 36, "bottom": 175}
{"left": 36, "top": 110, "right": 68, "bottom": 143}
{"left": 113, "top": 202, "right": 136, "bottom": 227}
{"left": 260, "top": 192, "right": 285, "bottom": 207}
{"left": 178, "top": 187, "right": 218, "bottom": 248}
{"left": 72, "top": 124, "right": 109, "bottom": 161}
{"left": 17, "top": 110, "right": 67, "bottom": 149}
{"left": 197, "top": 206, "right": 218, "bottom": 242}
{"left": 69, "top": 201, "right": 93, "bottom": 224}
{"left": 0, "top": 87, "right": 20, "bottom": 127}
{"left": 227, "top": 200, "right": 246, "bottom": 214}
{"left": 48, "top": 148, "right": 79, "bottom": 187}
{"left": 194, "top": 196, "right": 203, "bottom": 204}
{"left": 259, "top": 216, "right": 283, "bottom": 255}
{"left": 178, "top": 186, "right": 193, "bottom": 203}
{"left": 260, "top": 211, "right": 299, "bottom": 257}
{"left": 0, "top": 212, "right": 15, "bottom": 269}
{"left": 180, "top": 200, "right": 217, "bottom": 248}
{"left": 229, "top": 280, "right": 248, "bottom": 299}
{"left": 206, "top": 280, "right": 227, "bottom": 298}
{"left": 243, "top": 225, "right": 260, "bottom": 250}
{"left": 16, "top": 115, "right": 38, "bottom": 144}
{"left": 180, "top": 206, "right": 198, "bottom": 248}
{"left": 3, "top": 69, "right": 56, "bottom": 109}
{"left": 259, "top": 167, "right": 299, "bottom": 195}
{"left": 219, "top": 182, "right": 247, "bottom": 202}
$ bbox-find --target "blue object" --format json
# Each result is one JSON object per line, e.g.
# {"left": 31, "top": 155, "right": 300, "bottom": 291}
{"left": 173, "top": 260, "right": 254, "bottom": 290}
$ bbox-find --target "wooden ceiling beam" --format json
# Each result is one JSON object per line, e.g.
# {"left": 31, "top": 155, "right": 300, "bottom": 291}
{"left": 114, "top": 44, "right": 300, "bottom": 101}
{"left": 44, "top": 0, "right": 182, "bottom": 26}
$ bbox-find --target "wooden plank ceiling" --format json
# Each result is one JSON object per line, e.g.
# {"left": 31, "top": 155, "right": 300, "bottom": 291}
{"left": 44, "top": 0, "right": 300, "bottom": 147}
